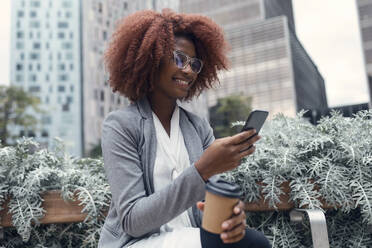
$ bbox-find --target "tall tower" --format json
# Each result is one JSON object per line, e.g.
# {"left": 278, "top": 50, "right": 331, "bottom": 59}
{"left": 10, "top": 0, "right": 83, "bottom": 156}
{"left": 180, "top": 0, "right": 327, "bottom": 116}
{"left": 357, "top": 0, "right": 372, "bottom": 106}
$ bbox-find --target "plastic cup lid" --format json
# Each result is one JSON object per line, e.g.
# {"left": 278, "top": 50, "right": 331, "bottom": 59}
{"left": 206, "top": 175, "right": 242, "bottom": 198}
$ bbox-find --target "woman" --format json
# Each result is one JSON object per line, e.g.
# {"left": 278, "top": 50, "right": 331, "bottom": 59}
{"left": 99, "top": 9, "right": 270, "bottom": 248}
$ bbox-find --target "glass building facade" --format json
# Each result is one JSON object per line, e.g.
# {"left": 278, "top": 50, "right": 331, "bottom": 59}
{"left": 357, "top": 0, "right": 372, "bottom": 106}
{"left": 10, "top": 0, "right": 83, "bottom": 156}
{"left": 180, "top": 0, "right": 327, "bottom": 116}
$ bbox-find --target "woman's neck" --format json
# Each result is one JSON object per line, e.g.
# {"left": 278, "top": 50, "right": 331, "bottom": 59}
{"left": 148, "top": 94, "right": 177, "bottom": 136}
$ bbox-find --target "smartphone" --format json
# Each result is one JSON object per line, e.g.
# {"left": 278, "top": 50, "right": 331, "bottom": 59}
{"left": 241, "top": 110, "right": 269, "bottom": 134}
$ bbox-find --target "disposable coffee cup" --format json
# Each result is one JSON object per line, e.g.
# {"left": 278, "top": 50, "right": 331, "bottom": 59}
{"left": 201, "top": 175, "right": 242, "bottom": 234}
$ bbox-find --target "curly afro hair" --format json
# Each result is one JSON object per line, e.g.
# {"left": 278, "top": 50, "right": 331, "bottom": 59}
{"left": 105, "top": 9, "right": 230, "bottom": 102}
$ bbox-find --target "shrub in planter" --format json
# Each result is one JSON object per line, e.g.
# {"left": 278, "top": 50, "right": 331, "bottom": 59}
{"left": 0, "top": 110, "right": 371, "bottom": 247}
{"left": 222, "top": 110, "right": 372, "bottom": 247}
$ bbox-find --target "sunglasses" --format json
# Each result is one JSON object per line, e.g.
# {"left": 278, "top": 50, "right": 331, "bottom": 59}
{"left": 173, "top": 50, "right": 203, "bottom": 74}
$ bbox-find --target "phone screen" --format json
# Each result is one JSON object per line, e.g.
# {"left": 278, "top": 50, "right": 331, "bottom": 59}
{"left": 241, "top": 110, "right": 269, "bottom": 134}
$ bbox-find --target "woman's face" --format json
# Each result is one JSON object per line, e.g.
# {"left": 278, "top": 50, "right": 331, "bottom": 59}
{"left": 153, "top": 36, "right": 198, "bottom": 101}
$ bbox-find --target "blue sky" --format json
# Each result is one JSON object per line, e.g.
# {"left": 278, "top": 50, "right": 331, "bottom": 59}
{"left": 0, "top": 0, "right": 369, "bottom": 107}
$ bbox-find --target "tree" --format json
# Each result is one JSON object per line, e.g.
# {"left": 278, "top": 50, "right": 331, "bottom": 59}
{"left": 209, "top": 94, "right": 252, "bottom": 138}
{"left": 0, "top": 85, "right": 42, "bottom": 146}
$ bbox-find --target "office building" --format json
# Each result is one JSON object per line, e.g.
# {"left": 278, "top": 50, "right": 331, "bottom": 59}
{"left": 357, "top": 0, "right": 372, "bottom": 106}
{"left": 10, "top": 0, "right": 83, "bottom": 156}
{"left": 180, "top": 0, "right": 328, "bottom": 116}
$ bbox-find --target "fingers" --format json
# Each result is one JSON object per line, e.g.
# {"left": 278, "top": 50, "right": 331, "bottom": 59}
{"left": 236, "top": 134, "right": 261, "bottom": 152}
{"left": 228, "top": 129, "right": 257, "bottom": 145}
{"left": 196, "top": 201, "right": 204, "bottom": 212}
{"left": 221, "top": 223, "right": 246, "bottom": 243}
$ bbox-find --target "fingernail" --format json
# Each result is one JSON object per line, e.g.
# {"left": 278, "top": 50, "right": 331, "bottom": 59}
{"left": 234, "top": 207, "right": 240, "bottom": 214}
{"left": 221, "top": 233, "right": 227, "bottom": 239}
{"left": 222, "top": 222, "right": 228, "bottom": 229}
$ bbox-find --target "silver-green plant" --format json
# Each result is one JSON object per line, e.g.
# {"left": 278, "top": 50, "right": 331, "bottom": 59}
{"left": 223, "top": 110, "right": 372, "bottom": 247}
{"left": 0, "top": 110, "right": 371, "bottom": 247}
{"left": 0, "top": 138, "right": 110, "bottom": 247}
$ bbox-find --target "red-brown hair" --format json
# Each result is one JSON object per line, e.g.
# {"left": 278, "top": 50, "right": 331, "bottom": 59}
{"left": 105, "top": 9, "right": 229, "bottom": 102}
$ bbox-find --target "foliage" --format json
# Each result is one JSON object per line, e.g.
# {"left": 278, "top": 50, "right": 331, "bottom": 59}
{"left": 87, "top": 141, "right": 102, "bottom": 158}
{"left": 0, "top": 86, "right": 43, "bottom": 146}
{"left": 0, "top": 138, "right": 110, "bottom": 247}
{"left": 222, "top": 110, "right": 372, "bottom": 247}
{"left": 209, "top": 94, "right": 252, "bottom": 138}
{"left": 0, "top": 110, "right": 371, "bottom": 247}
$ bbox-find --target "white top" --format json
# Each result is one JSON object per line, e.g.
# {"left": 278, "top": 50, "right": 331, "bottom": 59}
{"left": 152, "top": 105, "right": 193, "bottom": 231}
{"left": 128, "top": 105, "right": 202, "bottom": 248}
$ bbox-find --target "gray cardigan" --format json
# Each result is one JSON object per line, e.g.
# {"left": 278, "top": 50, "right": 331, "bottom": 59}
{"left": 98, "top": 97, "right": 215, "bottom": 248}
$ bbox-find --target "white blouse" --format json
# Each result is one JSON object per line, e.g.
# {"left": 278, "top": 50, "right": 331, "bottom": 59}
{"left": 152, "top": 105, "right": 193, "bottom": 231}
{"left": 128, "top": 105, "right": 201, "bottom": 248}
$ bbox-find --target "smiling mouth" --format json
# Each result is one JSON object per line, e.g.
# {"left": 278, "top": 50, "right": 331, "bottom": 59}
{"left": 173, "top": 78, "right": 191, "bottom": 87}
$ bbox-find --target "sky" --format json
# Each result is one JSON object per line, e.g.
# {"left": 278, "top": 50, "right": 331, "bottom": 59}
{"left": 0, "top": 0, "right": 370, "bottom": 107}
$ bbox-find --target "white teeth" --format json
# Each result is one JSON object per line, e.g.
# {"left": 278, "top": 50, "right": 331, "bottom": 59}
{"left": 175, "top": 79, "right": 189, "bottom": 85}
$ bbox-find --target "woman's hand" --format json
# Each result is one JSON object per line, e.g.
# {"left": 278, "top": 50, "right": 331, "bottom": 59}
{"left": 195, "top": 130, "right": 260, "bottom": 181}
{"left": 197, "top": 200, "right": 246, "bottom": 243}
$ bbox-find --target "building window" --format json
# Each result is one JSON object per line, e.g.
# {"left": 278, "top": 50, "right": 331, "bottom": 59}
{"left": 69, "top": 32, "right": 73, "bottom": 39}
{"left": 45, "top": 96, "right": 49, "bottom": 103}
{"left": 103, "top": 31, "right": 107, "bottom": 40}
{"left": 16, "top": 31, "right": 24, "bottom": 39}
{"left": 66, "top": 96, "right": 73, "bottom": 103}
{"left": 16, "top": 21, "right": 21, "bottom": 28}
{"left": 37, "top": 64, "right": 41, "bottom": 71}
{"left": 31, "top": 1, "right": 40, "bottom": 7}
{"left": 19, "top": 130, "right": 25, "bottom": 137}
{"left": 58, "top": 64, "right": 65, "bottom": 71}
{"left": 66, "top": 11, "right": 71, "bottom": 18}
{"left": 58, "top": 32, "right": 65, "bottom": 39}
{"left": 62, "top": 1, "right": 71, "bottom": 8}
{"left": 124, "top": 2, "right": 128, "bottom": 10}
{"left": 30, "top": 53, "right": 40, "bottom": 60}
{"left": 41, "top": 130, "right": 49, "bottom": 137}
{"left": 58, "top": 85, "right": 65, "bottom": 92}
{"left": 100, "top": 90, "right": 104, "bottom": 101}
{"left": 18, "top": 11, "right": 24, "bottom": 17}
{"left": 46, "top": 42, "right": 49, "bottom": 49}
{"left": 58, "top": 22, "right": 68, "bottom": 28}
{"left": 59, "top": 74, "right": 68, "bottom": 81}
{"left": 69, "top": 64, "right": 74, "bottom": 71}
{"left": 62, "top": 103, "right": 70, "bottom": 112}
{"left": 70, "top": 85, "right": 74, "bottom": 92}
{"left": 33, "top": 42, "right": 41, "bottom": 49}
{"left": 16, "top": 64, "right": 23, "bottom": 71}
{"left": 98, "top": 2, "right": 103, "bottom": 13}
{"left": 30, "top": 11, "right": 37, "bottom": 18}
{"left": 29, "top": 63, "right": 33, "bottom": 71}
{"left": 29, "top": 86, "right": 40, "bottom": 92}
{"left": 30, "top": 21, "right": 40, "bottom": 28}
{"left": 29, "top": 32, "right": 33, "bottom": 39}
{"left": 20, "top": 53, "right": 25, "bottom": 60}
{"left": 28, "top": 131, "right": 36, "bottom": 138}
{"left": 46, "top": 74, "right": 49, "bottom": 81}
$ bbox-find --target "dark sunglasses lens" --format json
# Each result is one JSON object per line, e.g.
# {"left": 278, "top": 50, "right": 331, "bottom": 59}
{"left": 191, "top": 59, "right": 202, "bottom": 73}
{"left": 175, "top": 53, "right": 187, "bottom": 68}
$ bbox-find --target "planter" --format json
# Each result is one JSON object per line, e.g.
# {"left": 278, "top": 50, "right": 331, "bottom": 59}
{"left": 1, "top": 183, "right": 334, "bottom": 228}
{"left": 0, "top": 190, "right": 86, "bottom": 228}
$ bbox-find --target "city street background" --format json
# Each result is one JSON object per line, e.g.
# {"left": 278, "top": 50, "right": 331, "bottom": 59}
{"left": 0, "top": 0, "right": 370, "bottom": 107}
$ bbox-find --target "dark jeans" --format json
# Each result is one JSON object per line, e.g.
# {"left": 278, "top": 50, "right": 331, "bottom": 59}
{"left": 200, "top": 228, "right": 271, "bottom": 248}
